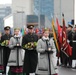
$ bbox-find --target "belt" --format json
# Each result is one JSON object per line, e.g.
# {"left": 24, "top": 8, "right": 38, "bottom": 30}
{"left": 73, "top": 40, "right": 76, "bottom": 42}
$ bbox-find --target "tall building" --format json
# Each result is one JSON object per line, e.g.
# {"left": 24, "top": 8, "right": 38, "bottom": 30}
{"left": 34, "top": 0, "right": 54, "bottom": 28}
{"left": 12, "top": 0, "right": 54, "bottom": 28}
{"left": 34, "top": 0, "right": 54, "bottom": 21}
{"left": 12, "top": 0, "right": 74, "bottom": 28}
{"left": 12, "top": 0, "right": 34, "bottom": 28}
{"left": 0, "top": 4, "right": 11, "bottom": 31}
{"left": 12, "top": 0, "right": 33, "bottom": 15}
{"left": 34, "top": 0, "right": 74, "bottom": 26}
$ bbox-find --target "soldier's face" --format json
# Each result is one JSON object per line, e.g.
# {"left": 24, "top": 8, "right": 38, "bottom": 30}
{"left": 28, "top": 29, "right": 34, "bottom": 33}
{"left": 5, "top": 30, "right": 10, "bottom": 34}
{"left": 67, "top": 27, "right": 72, "bottom": 31}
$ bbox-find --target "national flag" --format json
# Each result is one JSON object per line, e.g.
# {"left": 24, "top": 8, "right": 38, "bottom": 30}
{"left": 35, "top": 28, "right": 39, "bottom": 34}
{"left": 21, "top": 28, "right": 25, "bottom": 35}
{"left": 56, "top": 18, "right": 62, "bottom": 44}
{"left": 62, "top": 18, "right": 68, "bottom": 56}
{"left": 51, "top": 19, "right": 60, "bottom": 52}
{"left": 24, "top": 29, "right": 27, "bottom": 35}
{"left": 62, "top": 17, "right": 72, "bottom": 57}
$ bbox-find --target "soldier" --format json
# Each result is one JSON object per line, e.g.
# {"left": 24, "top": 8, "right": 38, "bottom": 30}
{"left": 72, "top": 26, "right": 76, "bottom": 69}
{"left": 22, "top": 24, "right": 38, "bottom": 75}
{"left": 67, "top": 23, "right": 73, "bottom": 68}
{"left": 67, "top": 24, "right": 73, "bottom": 47}
{"left": 0, "top": 32, "right": 4, "bottom": 73}
{"left": 1, "top": 26, "right": 12, "bottom": 75}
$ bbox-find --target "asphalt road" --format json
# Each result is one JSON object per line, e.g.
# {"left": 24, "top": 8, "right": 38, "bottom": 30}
{"left": 0, "top": 66, "right": 76, "bottom": 75}
{"left": 58, "top": 67, "right": 76, "bottom": 75}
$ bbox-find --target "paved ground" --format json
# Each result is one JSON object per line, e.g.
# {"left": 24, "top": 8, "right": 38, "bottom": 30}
{"left": 58, "top": 66, "right": 76, "bottom": 75}
{"left": 0, "top": 66, "right": 76, "bottom": 75}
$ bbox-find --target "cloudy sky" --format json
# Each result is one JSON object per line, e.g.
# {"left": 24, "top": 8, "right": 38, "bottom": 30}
{"left": 0, "top": 0, "right": 12, "bottom": 4}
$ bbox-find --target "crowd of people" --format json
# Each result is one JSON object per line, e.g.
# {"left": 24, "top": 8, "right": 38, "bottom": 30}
{"left": 0, "top": 25, "right": 58, "bottom": 75}
{"left": 0, "top": 23, "right": 76, "bottom": 75}
{"left": 59, "top": 24, "right": 76, "bottom": 69}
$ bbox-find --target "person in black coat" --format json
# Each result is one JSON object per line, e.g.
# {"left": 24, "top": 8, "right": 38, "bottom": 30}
{"left": 22, "top": 24, "right": 38, "bottom": 75}
{"left": 0, "top": 32, "right": 4, "bottom": 73}
{"left": 1, "top": 26, "right": 12, "bottom": 75}
{"left": 72, "top": 26, "right": 76, "bottom": 69}
{"left": 67, "top": 25, "right": 73, "bottom": 47}
{"left": 66, "top": 24, "right": 73, "bottom": 68}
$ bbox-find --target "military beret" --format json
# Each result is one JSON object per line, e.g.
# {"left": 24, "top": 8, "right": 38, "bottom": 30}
{"left": 27, "top": 25, "right": 34, "bottom": 29}
{"left": 4, "top": 26, "right": 10, "bottom": 30}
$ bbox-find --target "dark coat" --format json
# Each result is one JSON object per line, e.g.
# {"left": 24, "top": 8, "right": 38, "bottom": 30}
{"left": 22, "top": 33, "right": 38, "bottom": 73}
{"left": 0, "top": 40, "right": 3, "bottom": 65}
{"left": 67, "top": 30, "right": 73, "bottom": 47}
{"left": 72, "top": 32, "right": 76, "bottom": 59}
{"left": 1, "top": 34, "right": 12, "bottom": 66}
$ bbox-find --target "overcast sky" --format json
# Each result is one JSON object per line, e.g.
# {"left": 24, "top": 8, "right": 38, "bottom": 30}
{"left": 0, "top": 0, "right": 12, "bottom": 4}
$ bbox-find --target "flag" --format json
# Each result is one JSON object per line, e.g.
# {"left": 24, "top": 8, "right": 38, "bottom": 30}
{"left": 56, "top": 18, "right": 62, "bottom": 44}
{"left": 51, "top": 19, "right": 60, "bottom": 52}
{"left": 62, "top": 18, "right": 68, "bottom": 56}
{"left": 62, "top": 17, "right": 72, "bottom": 57}
{"left": 21, "top": 28, "right": 25, "bottom": 35}
{"left": 35, "top": 28, "right": 39, "bottom": 34}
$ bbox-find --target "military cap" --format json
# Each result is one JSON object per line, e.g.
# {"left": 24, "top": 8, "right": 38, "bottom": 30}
{"left": 27, "top": 25, "right": 34, "bottom": 29}
{"left": 4, "top": 26, "right": 10, "bottom": 30}
{"left": 68, "top": 22, "right": 73, "bottom": 28}
{"left": 68, "top": 25, "right": 73, "bottom": 28}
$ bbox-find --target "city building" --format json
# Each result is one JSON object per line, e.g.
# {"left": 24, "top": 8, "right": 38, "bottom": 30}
{"left": 12, "top": 0, "right": 34, "bottom": 29}
{"left": 34, "top": 0, "right": 54, "bottom": 21}
{"left": 12, "top": 0, "right": 74, "bottom": 28}
{"left": 34, "top": 0, "right": 54, "bottom": 28}
{"left": 0, "top": 4, "right": 11, "bottom": 32}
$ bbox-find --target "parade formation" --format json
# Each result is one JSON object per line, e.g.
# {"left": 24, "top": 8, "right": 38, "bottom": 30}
{"left": 0, "top": 0, "right": 76, "bottom": 75}
{"left": 0, "top": 17, "right": 76, "bottom": 75}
